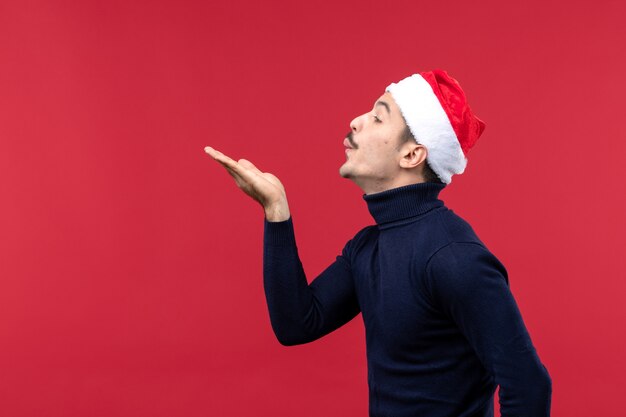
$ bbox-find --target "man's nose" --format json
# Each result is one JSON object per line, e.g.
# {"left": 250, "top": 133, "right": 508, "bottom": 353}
{"left": 350, "top": 114, "right": 363, "bottom": 132}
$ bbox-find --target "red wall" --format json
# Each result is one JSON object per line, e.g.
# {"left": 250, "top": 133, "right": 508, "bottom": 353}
{"left": 1, "top": 1, "right": 624, "bottom": 415}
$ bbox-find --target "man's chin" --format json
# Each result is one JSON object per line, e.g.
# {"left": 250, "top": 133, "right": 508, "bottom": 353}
{"left": 339, "top": 163, "right": 351, "bottom": 179}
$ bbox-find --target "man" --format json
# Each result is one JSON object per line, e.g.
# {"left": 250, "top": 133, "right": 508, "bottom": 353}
{"left": 204, "top": 70, "right": 552, "bottom": 417}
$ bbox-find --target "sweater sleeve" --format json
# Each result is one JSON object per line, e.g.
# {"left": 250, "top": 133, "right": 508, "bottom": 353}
{"left": 426, "top": 242, "right": 552, "bottom": 417}
{"left": 263, "top": 217, "right": 360, "bottom": 346}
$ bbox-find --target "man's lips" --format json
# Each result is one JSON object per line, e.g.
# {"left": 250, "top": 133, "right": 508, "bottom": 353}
{"left": 343, "top": 138, "right": 353, "bottom": 149}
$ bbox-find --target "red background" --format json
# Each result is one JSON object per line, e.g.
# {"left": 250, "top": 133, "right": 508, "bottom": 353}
{"left": 1, "top": 1, "right": 625, "bottom": 415}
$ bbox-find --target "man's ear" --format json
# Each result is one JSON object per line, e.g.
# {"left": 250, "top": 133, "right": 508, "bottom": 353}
{"left": 399, "top": 143, "right": 428, "bottom": 169}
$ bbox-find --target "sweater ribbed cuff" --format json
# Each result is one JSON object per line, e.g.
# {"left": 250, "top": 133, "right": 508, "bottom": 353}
{"left": 264, "top": 216, "right": 297, "bottom": 247}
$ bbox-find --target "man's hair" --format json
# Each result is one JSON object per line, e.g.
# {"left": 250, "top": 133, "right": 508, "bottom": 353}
{"left": 400, "top": 125, "right": 443, "bottom": 184}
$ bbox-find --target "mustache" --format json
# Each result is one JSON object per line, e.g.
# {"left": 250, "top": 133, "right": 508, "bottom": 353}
{"left": 346, "top": 131, "right": 358, "bottom": 149}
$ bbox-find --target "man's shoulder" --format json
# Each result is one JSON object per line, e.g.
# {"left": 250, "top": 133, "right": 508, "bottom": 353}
{"left": 430, "top": 207, "right": 485, "bottom": 247}
{"left": 340, "top": 224, "right": 378, "bottom": 258}
{"left": 350, "top": 223, "right": 379, "bottom": 245}
{"left": 396, "top": 207, "right": 490, "bottom": 268}
{"left": 424, "top": 210, "right": 508, "bottom": 283}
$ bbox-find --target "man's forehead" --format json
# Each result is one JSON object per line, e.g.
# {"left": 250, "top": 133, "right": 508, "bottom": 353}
{"left": 374, "top": 92, "right": 398, "bottom": 115}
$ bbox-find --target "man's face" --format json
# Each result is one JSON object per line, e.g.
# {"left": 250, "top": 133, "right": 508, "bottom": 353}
{"left": 339, "top": 92, "right": 408, "bottom": 189}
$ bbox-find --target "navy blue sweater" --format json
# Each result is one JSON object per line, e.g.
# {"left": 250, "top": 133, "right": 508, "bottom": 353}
{"left": 263, "top": 182, "right": 551, "bottom": 417}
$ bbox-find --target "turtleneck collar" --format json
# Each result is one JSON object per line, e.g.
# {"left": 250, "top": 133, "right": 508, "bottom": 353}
{"left": 363, "top": 182, "right": 446, "bottom": 225}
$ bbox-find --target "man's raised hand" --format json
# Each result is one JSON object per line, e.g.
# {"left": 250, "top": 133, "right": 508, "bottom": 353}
{"left": 204, "top": 146, "right": 291, "bottom": 222}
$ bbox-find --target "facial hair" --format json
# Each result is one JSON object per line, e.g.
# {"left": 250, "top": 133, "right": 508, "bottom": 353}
{"left": 346, "top": 131, "right": 358, "bottom": 149}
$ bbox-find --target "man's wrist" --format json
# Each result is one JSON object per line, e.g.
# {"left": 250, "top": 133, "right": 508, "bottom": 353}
{"left": 264, "top": 202, "right": 290, "bottom": 222}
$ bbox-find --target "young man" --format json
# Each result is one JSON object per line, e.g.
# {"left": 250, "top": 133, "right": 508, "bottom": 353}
{"left": 204, "top": 70, "right": 552, "bottom": 417}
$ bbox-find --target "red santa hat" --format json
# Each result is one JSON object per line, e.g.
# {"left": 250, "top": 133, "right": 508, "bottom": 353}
{"left": 386, "top": 70, "right": 485, "bottom": 184}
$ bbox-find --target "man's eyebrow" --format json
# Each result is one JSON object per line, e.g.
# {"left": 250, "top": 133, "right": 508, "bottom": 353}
{"left": 375, "top": 101, "right": 391, "bottom": 115}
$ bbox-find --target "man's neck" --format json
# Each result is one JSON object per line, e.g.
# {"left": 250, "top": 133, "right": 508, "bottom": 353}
{"left": 357, "top": 175, "right": 427, "bottom": 195}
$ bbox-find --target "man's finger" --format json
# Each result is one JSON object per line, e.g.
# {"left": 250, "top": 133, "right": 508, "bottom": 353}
{"left": 204, "top": 146, "right": 238, "bottom": 168}
{"left": 204, "top": 146, "right": 239, "bottom": 170}
{"left": 215, "top": 157, "right": 261, "bottom": 187}
{"left": 213, "top": 155, "right": 269, "bottom": 192}
{"left": 205, "top": 146, "right": 277, "bottom": 202}
{"left": 205, "top": 148, "right": 242, "bottom": 177}
{"left": 238, "top": 158, "right": 263, "bottom": 175}
{"left": 205, "top": 146, "right": 258, "bottom": 181}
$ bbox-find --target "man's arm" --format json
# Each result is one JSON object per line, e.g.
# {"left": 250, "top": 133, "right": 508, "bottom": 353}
{"left": 426, "top": 242, "right": 552, "bottom": 417}
{"left": 204, "top": 146, "right": 360, "bottom": 345}
{"left": 263, "top": 217, "right": 360, "bottom": 345}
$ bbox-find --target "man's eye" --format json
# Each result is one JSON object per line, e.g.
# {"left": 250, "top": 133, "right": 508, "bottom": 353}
{"left": 372, "top": 114, "right": 382, "bottom": 123}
